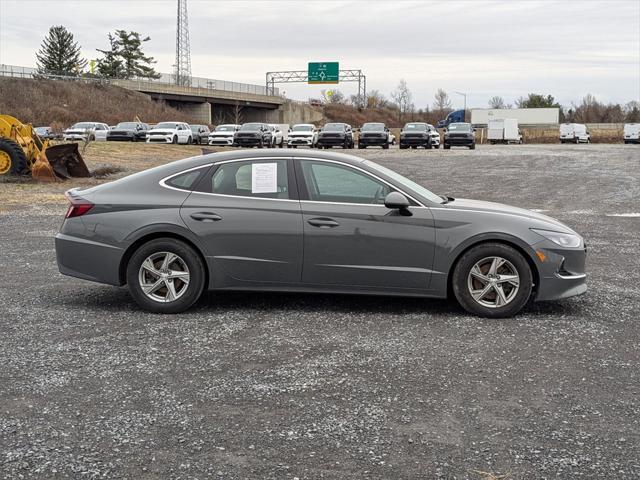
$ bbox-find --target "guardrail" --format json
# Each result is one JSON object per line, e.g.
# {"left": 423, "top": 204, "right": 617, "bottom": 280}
{"left": 0, "top": 64, "right": 278, "bottom": 96}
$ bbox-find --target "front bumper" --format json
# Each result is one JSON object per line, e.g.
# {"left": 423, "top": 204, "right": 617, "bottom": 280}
{"left": 288, "top": 137, "right": 314, "bottom": 146}
{"left": 445, "top": 136, "right": 474, "bottom": 146}
{"left": 147, "top": 135, "right": 173, "bottom": 143}
{"left": 317, "top": 136, "right": 347, "bottom": 146}
{"left": 359, "top": 136, "right": 387, "bottom": 146}
{"left": 534, "top": 242, "right": 587, "bottom": 301}
{"left": 209, "top": 136, "right": 234, "bottom": 145}
{"left": 235, "top": 136, "right": 263, "bottom": 146}
{"left": 107, "top": 134, "right": 135, "bottom": 141}
{"left": 64, "top": 134, "right": 87, "bottom": 141}
{"left": 400, "top": 136, "right": 429, "bottom": 146}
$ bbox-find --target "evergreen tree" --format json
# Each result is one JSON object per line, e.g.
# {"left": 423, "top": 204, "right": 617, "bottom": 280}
{"left": 35, "top": 26, "right": 87, "bottom": 76}
{"left": 96, "top": 30, "right": 160, "bottom": 80}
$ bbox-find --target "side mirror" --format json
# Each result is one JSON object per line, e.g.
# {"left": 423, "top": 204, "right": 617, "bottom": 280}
{"left": 384, "top": 192, "right": 411, "bottom": 212}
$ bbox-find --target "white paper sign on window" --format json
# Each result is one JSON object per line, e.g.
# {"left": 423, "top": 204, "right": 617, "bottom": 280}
{"left": 251, "top": 163, "right": 278, "bottom": 193}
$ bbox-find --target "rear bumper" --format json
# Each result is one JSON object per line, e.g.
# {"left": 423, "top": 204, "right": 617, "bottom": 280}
{"left": 55, "top": 233, "right": 124, "bottom": 286}
{"left": 107, "top": 135, "right": 134, "bottom": 141}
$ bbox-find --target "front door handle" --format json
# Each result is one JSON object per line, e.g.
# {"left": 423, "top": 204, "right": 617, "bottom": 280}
{"left": 307, "top": 217, "right": 339, "bottom": 228}
{"left": 190, "top": 212, "right": 222, "bottom": 222}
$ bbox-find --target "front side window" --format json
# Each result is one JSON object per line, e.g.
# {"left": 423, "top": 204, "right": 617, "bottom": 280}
{"left": 210, "top": 160, "right": 289, "bottom": 199}
{"left": 299, "top": 160, "right": 391, "bottom": 205}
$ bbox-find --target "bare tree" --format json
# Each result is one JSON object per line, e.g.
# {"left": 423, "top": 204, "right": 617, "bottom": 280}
{"left": 391, "top": 79, "right": 413, "bottom": 122}
{"left": 366, "top": 89, "right": 388, "bottom": 109}
{"left": 433, "top": 88, "right": 452, "bottom": 112}
{"left": 232, "top": 101, "right": 244, "bottom": 125}
{"left": 488, "top": 96, "right": 506, "bottom": 109}
{"left": 321, "top": 89, "right": 345, "bottom": 104}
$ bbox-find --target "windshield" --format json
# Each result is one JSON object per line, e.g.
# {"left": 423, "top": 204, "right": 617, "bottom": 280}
{"left": 292, "top": 125, "right": 314, "bottom": 132}
{"left": 71, "top": 123, "right": 95, "bottom": 129}
{"left": 448, "top": 123, "right": 471, "bottom": 131}
{"left": 116, "top": 122, "right": 138, "bottom": 129}
{"left": 215, "top": 125, "right": 236, "bottom": 132}
{"left": 361, "top": 123, "right": 385, "bottom": 132}
{"left": 323, "top": 123, "right": 344, "bottom": 132}
{"left": 403, "top": 123, "right": 427, "bottom": 131}
{"left": 363, "top": 160, "right": 444, "bottom": 204}
{"left": 240, "top": 123, "right": 262, "bottom": 131}
{"left": 155, "top": 122, "right": 179, "bottom": 129}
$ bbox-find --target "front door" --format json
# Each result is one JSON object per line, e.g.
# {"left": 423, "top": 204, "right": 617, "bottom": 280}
{"left": 296, "top": 158, "right": 436, "bottom": 291}
{"left": 181, "top": 158, "right": 303, "bottom": 284}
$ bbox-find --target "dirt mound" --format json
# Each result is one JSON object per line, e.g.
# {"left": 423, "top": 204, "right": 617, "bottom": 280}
{"left": 0, "top": 77, "right": 196, "bottom": 130}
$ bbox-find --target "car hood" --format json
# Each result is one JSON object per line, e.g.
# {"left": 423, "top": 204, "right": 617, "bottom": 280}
{"left": 65, "top": 129, "right": 91, "bottom": 134}
{"left": 210, "top": 132, "right": 234, "bottom": 136}
{"left": 445, "top": 198, "right": 574, "bottom": 233}
{"left": 110, "top": 129, "right": 135, "bottom": 134}
{"left": 148, "top": 129, "right": 175, "bottom": 134}
{"left": 289, "top": 131, "right": 314, "bottom": 137}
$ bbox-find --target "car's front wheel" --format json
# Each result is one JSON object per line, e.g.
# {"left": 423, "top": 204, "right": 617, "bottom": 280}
{"left": 452, "top": 243, "right": 532, "bottom": 318}
{"left": 127, "top": 239, "right": 206, "bottom": 314}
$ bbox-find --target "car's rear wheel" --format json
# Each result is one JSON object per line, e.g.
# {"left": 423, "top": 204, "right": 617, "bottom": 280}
{"left": 452, "top": 243, "right": 532, "bottom": 318}
{"left": 127, "top": 239, "right": 206, "bottom": 314}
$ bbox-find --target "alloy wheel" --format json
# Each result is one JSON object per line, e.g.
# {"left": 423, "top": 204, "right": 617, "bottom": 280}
{"left": 467, "top": 256, "right": 520, "bottom": 308}
{"left": 138, "top": 252, "right": 190, "bottom": 303}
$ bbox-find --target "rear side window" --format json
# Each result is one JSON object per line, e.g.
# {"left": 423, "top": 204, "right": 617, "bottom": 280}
{"left": 165, "top": 167, "right": 208, "bottom": 191}
{"left": 210, "top": 160, "right": 289, "bottom": 199}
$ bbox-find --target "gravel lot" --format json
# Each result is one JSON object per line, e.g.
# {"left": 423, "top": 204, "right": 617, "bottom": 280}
{"left": 1, "top": 144, "right": 639, "bottom": 479}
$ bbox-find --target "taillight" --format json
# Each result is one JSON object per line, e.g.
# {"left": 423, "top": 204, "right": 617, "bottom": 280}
{"left": 65, "top": 191, "right": 94, "bottom": 218}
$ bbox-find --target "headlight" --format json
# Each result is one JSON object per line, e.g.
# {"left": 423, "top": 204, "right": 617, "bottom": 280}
{"left": 532, "top": 229, "right": 581, "bottom": 248}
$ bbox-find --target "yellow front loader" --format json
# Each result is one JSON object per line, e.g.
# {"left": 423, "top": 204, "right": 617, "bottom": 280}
{"left": 0, "top": 114, "right": 90, "bottom": 181}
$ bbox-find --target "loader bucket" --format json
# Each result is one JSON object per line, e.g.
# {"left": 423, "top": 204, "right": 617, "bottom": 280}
{"left": 32, "top": 143, "right": 91, "bottom": 181}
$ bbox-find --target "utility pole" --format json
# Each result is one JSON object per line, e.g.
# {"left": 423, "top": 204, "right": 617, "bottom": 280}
{"left": 454, "top": 91, "right": 467, "bottom": 113}
{"left": 175, "top": 0, "right": 192, "bottom": 86}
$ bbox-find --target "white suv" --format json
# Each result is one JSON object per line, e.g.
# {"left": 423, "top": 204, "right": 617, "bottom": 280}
{"left": 427, "top": 124, "right": 441, "bottom": 148}
{"left": 208, "top": 124, "right": 240, "bottom": 146}
{"left": 287, "top": 124, "right": 318, "bottom": 148}
{"left": 147, "top": 122, "right": 192, "bottom": 144}
{"left": 268, "top": 124, "right": 285, "bottom": 147}
{"left": 63, "top": 122, "right": 110, "bottom": 141}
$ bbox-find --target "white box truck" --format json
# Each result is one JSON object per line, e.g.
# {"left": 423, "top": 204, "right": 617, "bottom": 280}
{"left": 560, "top": 123, "right": 590, "bottom": 144}
{"left": 487, "top": 118, "right": 523, "bottom": 144}
{"left": 471, "top": 108, "right": 559, "bottom": 126}
{"left": 623, "top": 123, "right": 640, "bottom": 144}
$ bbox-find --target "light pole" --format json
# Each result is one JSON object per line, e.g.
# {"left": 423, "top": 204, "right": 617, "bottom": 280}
{"left": 454, "top": 91, "right": 467, "bottom": 113}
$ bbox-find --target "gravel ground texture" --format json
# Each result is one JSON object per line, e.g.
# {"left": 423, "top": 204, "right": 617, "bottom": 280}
{"left": 1, "top": 143, "right": 639, "bottom": 479}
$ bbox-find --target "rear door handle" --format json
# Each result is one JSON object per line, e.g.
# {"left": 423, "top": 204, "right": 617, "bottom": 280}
{"left": 190, "top": 212, "right": 222, "bottom": 222}
{"left": 307, "top": 217, "right": 339, "bottom": 228}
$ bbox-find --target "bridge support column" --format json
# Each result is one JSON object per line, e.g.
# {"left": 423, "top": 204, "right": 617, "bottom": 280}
{"left": 177, "top": 102, "right": 211, "bottom": 124}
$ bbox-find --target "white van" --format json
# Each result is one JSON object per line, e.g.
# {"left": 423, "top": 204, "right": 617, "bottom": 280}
{"left": 560, "top": 123, "right": 590, "bottom": 144}
{"left": 623, "top": 123, "right": 640, "bottom": 144}
{"left": 488, "top": 118, "right": 523, "bottom": 144}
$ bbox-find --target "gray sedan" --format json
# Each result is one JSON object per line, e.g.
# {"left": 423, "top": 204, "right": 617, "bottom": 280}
{"left": 55, "top": 150, "right": 587, "bottom": 317}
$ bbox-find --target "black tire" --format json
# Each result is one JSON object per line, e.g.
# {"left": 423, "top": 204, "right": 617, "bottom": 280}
{"left": 469, "top": 143, "right": 476, "bottom": 150}
{"left": 434, "top": 143, "right": 440, "bottom": 149}
{"left": 399, "top": 144, "right": 408, "bottom": 150}
{"left": 444, "top": 144, "right": 451, "bottom": 149}
{"left": 452, "top": 242, "right": 533, "bottom": 318}
{"left": 358, "top": 144, "right": 365, "bottom": 149}
{"left": 382, "top": 142, "right": 389, "bottom": 150}
{"left": 426, "top": 141, "right": 432, "bottom": 150}
{"left": 126, "top": 238, "right": 206, "bottom": 314}
{"left": 258, "top": 139, "right": 264, "bottom": 149}
{"left": 0, "top": 138, "right": 29, "bottom": 175}
{"left": 172, "top": 135, "right": 178, "bottom": 144}
{"left": 89, "top": 134, "right": 96, "bottom": 141}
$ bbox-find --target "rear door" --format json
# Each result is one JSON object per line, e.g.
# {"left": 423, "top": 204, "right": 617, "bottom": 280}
{"left": 180, "top": 158, "right": 303, "bottom": 284}
{"left": 295, "top": 158, "right": 436, "bottom": 291}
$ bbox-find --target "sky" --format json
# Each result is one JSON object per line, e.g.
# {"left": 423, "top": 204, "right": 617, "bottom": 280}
{"left": 0, "top": 0, "right": 638, "bottom": 110}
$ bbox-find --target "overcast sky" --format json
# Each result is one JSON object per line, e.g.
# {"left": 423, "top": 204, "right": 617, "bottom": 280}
{"left": 1, "top": 0, "right": 638, "bottom": 109}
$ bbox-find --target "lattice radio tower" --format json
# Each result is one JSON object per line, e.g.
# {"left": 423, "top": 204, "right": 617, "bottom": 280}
{"left": 175, "top": 0, "right": 192, "bottom": 86}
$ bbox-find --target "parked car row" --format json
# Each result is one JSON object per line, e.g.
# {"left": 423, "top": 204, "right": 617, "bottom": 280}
{"left": 39, "top": 120, "right": 640, "bottom": 147}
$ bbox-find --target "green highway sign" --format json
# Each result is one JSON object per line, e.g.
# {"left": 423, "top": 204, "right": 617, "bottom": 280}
{"left": 308, "top": 62, "right": 339, "bottom": 84}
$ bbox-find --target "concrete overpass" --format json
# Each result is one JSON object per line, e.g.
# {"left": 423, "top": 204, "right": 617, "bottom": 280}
{"left": 0, "top": 64, "right": 323, "bottom": 125}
